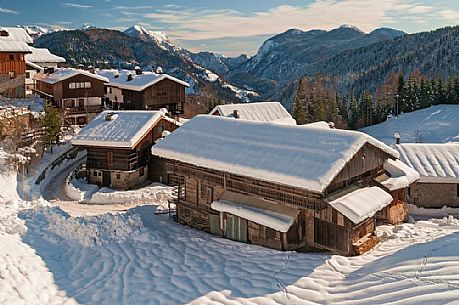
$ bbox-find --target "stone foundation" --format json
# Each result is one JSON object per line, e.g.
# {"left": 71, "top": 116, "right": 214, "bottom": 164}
{"left": 408, "top": 182, "right": 459, "bottom": 208}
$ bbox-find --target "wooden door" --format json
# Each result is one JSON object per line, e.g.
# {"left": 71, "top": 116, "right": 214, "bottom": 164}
{"left": 226, "top": 215, "right": 247, "bottom": 242}
{"left": 209, "top": 214, "right": 221, "bottom": 236}
{"left": 102, "top": 171, "right": 111, "bottom": 187}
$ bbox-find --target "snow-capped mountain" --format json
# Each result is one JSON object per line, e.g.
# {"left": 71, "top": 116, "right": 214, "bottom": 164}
{"left": 124, "top": 25, "right": 171, "bottom": 50}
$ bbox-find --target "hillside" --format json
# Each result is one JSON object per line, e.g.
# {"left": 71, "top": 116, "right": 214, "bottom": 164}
{"left": 361, "top": 104, "right": 459, "bottom": 144}
{"left": 304, "top": 26, "right": 459, "bottom": 95}
{"left": 34, "top": 28, "right": 255, "bottom": 105}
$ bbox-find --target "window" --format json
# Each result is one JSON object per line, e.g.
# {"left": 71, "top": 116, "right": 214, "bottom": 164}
{"left": 139, "top": 167, "right": 145, "bottom": 177}
{"left": 116, "top": 174, "right": 121, "bottom": 179}
{"left": 69, "top": 82, "right": 76, "bottom": 89}
{"left": 9, "top": 54, "right": 14, "bottom": 61}
{"left": 26, "top": 72, "right": 30, "bottom": 79}
{"left": 93, "top": 171, "right": 98, "bottom": 177}
{"left": 69, "top": 82, "right": 92, "bottom": 89}
{"left": 108, "top": 87, "right": 112, "bottom": 94}
{"left": 9, "top": 71, "right": 15, "bottom": 79}
{"left": 84, "top": 82, "right": 91, "bottom": 88}
{"left": 98, "top": 172, "right": 102, "bottom": 176}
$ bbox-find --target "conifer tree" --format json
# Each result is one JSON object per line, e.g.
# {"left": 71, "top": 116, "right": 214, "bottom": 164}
{"left": 42, "top": 101, "right": 62, "bottom": 154}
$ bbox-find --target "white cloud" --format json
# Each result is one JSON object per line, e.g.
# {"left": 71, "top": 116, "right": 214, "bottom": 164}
{"left": 63, "top": 2, "right": 92, "bottom": 9}
{"left": 144, "top": 1, "right": 421, "bottom": 40}
{"left": 0, "top": 7, "right": 18, "bottom": 14}
{"left": 438, "top": 9, "right": 459, "bottom": 21}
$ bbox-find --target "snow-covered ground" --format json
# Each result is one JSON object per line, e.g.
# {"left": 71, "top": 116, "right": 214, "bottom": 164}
{"left": 361, "top": 105, "right": 459, "bottom": 144}
{"left": 2, "top": 144, "right": 459, "bottom": 304}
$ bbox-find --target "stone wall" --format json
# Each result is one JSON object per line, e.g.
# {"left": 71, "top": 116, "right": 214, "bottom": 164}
{"left": 408, "top": 182, "right": 459, "bottom": 208}
{"left": 0, "top": 74, "right": 26, "bottom": 98}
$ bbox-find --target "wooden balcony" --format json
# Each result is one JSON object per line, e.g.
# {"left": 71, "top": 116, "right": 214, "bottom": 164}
{"left": 64, "top": 105, "right": 102, "bottom": 114}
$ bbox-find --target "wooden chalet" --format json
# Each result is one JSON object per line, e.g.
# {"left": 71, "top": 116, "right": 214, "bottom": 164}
{"left": 209, "top": 101, "right": 296, "bottom": 125}
{"left": 34, "top": 68, "right": 109, "bottom": 125}
{"left": 151, "top": 115, "right": 415, "bottom": 255}
{"left": 395, "top": 143, "right": 459, "bottom": 208}
{"left": 98, "top": 68, "right": 189, "bottom": 115}
{"left": 25, "top": 47, "right": 66, "bottom": 93}
{"left": 0, "top": 28, "right": 33, "bottom": 98}
{"left": 72, "top": 110, "right": 180, "bottom": 190}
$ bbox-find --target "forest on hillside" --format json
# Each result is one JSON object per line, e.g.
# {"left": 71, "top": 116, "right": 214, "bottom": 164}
{"left": 292, "top": 71, "right": 459, "bottom": 129}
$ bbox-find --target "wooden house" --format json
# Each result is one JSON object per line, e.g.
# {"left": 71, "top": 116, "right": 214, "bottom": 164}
{"left": 34, "top": 68, "right": 109, "bottom": 125}
{"left": 209, "top": 102, "right": 296, "bottom": 125}
{"left": 151, "top": 115, "right": 415, "bottom": 255}
{"left": 0, "top": 28, "right": 33, "bottom": 98}
{"left": 72, "top": 110, "right": 180, "bottom": 190}
{"left": 98, "top": 69, "right": 189, "bottom": 115}
{"left": 395, "top": 143, "right": 459, "bottom": 208}
{"left": 25, "top": 47, "right": 66, "bottom": 93}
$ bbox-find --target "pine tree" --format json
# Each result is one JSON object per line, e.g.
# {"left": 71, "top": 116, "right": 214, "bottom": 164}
{"left": 291, "top": 97, "right": 307, "bottom": 124}
{"left": 42, "top": 101, "right": 62, "bottom": 154}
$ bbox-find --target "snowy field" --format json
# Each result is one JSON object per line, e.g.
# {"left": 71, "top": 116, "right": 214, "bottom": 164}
{"left": 361, "top": 105, "right": 459, "bottom": 144}
{"left": 2, "top": 146, "right": 459, "bottom": 304}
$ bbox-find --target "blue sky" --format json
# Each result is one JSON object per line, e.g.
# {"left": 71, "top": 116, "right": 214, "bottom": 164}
{"left": 1, "top": 0, "right": 459, "bottom": 56}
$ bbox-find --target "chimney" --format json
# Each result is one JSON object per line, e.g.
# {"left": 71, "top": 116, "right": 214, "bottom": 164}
{"left": 47, "top": 67, "right": 55, "bottom": 74}
{"left": 394, "top": 132, "right": 401, "bottom": 144}
{"left": 127, "top": 73, "right": 133, "bottom": 81}
{"left": 88, "top": 65, "right": 95, "bottom": 74}
{"left": 135, "top": 66, "right": 142, "bottom": 75}
{"left": 233, "top": 109, "right": 239, "bottom": 119}
{"left": 156, "top": 66, "right": 163, "bottom": 74}
{"left": 104, "top": 112, "right": 116, "bottom": 121}
{"left": 77, "top": 64, "right": 84, "bottom": 70}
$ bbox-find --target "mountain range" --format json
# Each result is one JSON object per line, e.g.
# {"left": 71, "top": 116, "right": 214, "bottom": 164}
{"left": 30, "top": 24, "right": 459, "bottom": 110}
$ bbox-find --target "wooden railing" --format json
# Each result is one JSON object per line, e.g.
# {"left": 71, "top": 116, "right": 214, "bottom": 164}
{"left": 64, "top": 105, "right": 102, "bottom": 114}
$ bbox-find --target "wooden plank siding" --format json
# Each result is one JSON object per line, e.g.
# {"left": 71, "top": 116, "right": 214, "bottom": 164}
{"left": 0, "top": 53, "right": 26, "bottom": 74}
{"left": 120, "top": 78, "right": 185, "bottom": 114}
{"left": 156, "top": 142, "right": 397, "bottom": 255}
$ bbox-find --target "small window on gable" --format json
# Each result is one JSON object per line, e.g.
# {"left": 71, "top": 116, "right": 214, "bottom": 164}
{"left": 84, "top": 82, "right": 91, "bottom": 88}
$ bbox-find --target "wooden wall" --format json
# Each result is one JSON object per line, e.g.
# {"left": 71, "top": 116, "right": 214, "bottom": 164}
{"left": 0, "top": 53, "right": 26, "bottom": 74}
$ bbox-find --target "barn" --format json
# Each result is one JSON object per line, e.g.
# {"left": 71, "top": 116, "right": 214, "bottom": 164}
{"left": 151, "top": 115, "right": 414, "bottom": 255}
{"left": 395, "top": 143, "right": 459, "bottom": 208}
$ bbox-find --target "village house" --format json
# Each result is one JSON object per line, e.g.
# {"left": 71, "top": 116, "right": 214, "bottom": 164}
{"left": 34, "top": 68, "right": 108, "bottom": 125}
{"left": 0, "top": 28, "right": 33, "bottom": 98}
{"left": 151, "top": 115, "right": 415, "bottom": 255}
{"left": 25, "top": 47, "right": 66, "bottom": 93}
{"left": 395, "top": 143, "right": 459, "bottom": 208}
{"left": 209, "top": 101, "right": 297, "bottom": 125}
{"left": 71, "top": 110, "right": 180, "bottom": 190}
{"left": 98, "top": 68, "right": 189, "bottom": 115}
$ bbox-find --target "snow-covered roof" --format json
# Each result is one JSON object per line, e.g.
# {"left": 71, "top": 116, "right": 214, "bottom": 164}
{"left": 33, "top": 68, "right": 109, "bottom": 84}
{"left": 302, "top": 121, "right": 332, "bottom": 129}
{"left": 0, "top": 41, "right": 31, "bottom": 53}
{"left": 211, "top": 191, "right": 299, "bottom": 232}
{"left": 327, "top": 187, "right": 393, "bottom": 224}
{"left": 0, "top": 27, "right": 33, "bottom": 44}
{"left": 98, "top": 69, "right": 189, "bottom": 91}
{"left": 25, "top": 47, "right": 66, "bottom": 63}
{"left": 72, "top": 111, "right": 166, "bottom": 148}
{"left": 380, "top": 159, "right": 420, "bottom": 191}
{"left": 395, "top": 143, "right": 459, "bottom": 183}
{"left": 209, "top": 102, "right": 296, "bottom": 125}
{"left": 26, "top": 61, "right": 43, "bottom": 71}
{"left": 152, "top": 115, "right": 398, "bottom": 193}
